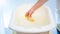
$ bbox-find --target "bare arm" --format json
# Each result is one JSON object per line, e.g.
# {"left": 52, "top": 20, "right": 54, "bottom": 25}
{"left": 25, "top": 0, "right": 48, "bottom": 17}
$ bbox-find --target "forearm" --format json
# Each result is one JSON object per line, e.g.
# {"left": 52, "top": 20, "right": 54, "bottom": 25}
{"left": 25, "top": 0, "right": 48, "bottom": 17}
{"left": 30, "top": 0, "right": 48, "bottom": 12}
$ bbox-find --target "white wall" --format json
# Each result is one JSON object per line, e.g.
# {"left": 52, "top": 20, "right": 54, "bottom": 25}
{"left": 0, "top": 0, "right": 5, "bottom": 34}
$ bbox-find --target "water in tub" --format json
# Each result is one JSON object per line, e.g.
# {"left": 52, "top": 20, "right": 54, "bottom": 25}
{"left": 12, "top": 4, "right": 50, "bottom": 28}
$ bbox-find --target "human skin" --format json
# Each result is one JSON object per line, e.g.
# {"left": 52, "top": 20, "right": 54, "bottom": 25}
{"left": 25, "top": 0, "right": 48, "bottom": 17}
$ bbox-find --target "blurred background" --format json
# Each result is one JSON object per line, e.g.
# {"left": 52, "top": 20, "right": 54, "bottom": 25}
{"left": 0, "top": 0, "right": 57, "bottom": 34}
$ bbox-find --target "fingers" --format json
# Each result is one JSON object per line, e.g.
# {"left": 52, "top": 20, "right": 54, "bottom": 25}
{"left": 25, "top": 11, "right": 35, "bottom": 22}
{"left": 25, "top": 10, "right": 33, "bottom": 17}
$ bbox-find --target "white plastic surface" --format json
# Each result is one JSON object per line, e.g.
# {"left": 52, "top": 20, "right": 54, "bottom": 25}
{"left": 9, "top": 4, "right": 56, "bottom": 33}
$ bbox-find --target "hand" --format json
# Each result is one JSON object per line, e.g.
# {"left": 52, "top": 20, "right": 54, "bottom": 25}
{"left": 25, "top": 10, "right": 35, "bottom": 22}
{"left": 25, "top": 9, "right": 34, "bottom": 17}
